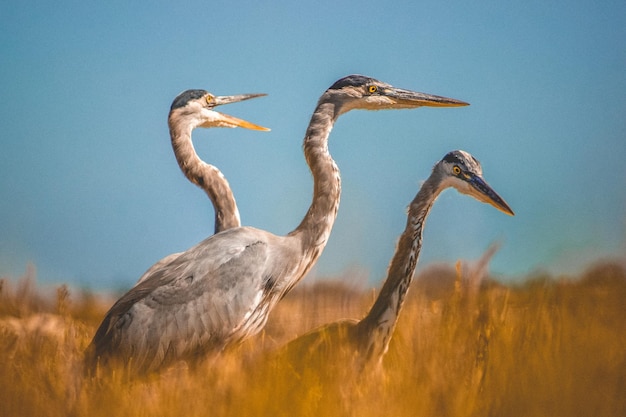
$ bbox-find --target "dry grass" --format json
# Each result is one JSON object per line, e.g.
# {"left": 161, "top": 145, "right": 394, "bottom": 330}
{"left": 1, "top": 260, "right": 625, "bottom": 417}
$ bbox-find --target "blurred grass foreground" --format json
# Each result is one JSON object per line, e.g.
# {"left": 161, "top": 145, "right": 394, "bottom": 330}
{"left": 1, "top": 259, "right": 625, "bottom": 417}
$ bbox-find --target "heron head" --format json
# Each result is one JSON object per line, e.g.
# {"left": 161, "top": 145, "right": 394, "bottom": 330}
{"left": 436, "top": 150, "right": 514, "bottom": 216}
{"left": 325, "top": 75, "right": 469, "bottom": 115}
{"left": 169, "top": 89, "right": 270, "bottom": 131}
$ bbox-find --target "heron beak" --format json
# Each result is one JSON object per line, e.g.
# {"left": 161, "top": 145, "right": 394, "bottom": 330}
{"left": 214, "top": 93, "right": 267, "bottom": 106}
{"left": 383, "top": 87, "right": 469, "bottom": 108}
{"left": 211, "top": 93, "right": 271, "bottom": 131}
{"left": 214, "top": 113, "right": 271, "bottom": 131}
{"left": 468, "top": 175, "right": 515, "bottom": 216}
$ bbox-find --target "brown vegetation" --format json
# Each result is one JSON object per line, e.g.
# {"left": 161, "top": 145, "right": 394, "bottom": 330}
{"left": 0, "top": 260, "right": 625, "bottom": 417}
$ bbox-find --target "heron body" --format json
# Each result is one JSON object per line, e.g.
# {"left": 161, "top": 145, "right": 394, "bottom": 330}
{"left": 278, "top": 150, "right": 514, "bottom": 372}
{"left": 86, "top": 75, "right": 468, "bottom": 374}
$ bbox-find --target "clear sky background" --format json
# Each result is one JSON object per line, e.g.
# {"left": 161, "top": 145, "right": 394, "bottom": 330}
{"left": 1, "top": 1, "right": 625, "bottom": 290}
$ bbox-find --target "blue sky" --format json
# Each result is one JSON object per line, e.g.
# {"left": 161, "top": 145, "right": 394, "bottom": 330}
{"left": 1, "top": 1, "right": 625, "bottom": 290}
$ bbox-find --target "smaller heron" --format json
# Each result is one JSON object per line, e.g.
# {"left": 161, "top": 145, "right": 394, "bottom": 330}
{"left": 275, "top": 150, "right": 514, "bottom": 372}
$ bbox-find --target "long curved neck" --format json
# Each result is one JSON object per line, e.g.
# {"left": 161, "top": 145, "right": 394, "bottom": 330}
{"left": 168, "top": 117, "right": 240, "bottom": 234}
{"left": 357, "top": 173, "right": 442, "bottom": 361}
{"left": 287, "top": 99, "right": 342, "bottom": 279}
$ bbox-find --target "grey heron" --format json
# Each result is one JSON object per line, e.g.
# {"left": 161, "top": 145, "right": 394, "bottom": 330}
{"left": 276, "top": 150, "right": 514, "bottom": 372}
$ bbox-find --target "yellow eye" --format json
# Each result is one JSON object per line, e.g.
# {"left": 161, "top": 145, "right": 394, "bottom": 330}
{"left": 368, "top": 85, "right": 378, "bottom": 94}
{"left": 453, "top": 166, "right": 461, "bottom": 175}
{"left": 205, "top": 95, "right": 215, "bottom": 105}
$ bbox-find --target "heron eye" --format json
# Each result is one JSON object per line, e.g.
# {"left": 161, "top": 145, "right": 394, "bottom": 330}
{"left": 453, "top": 166, "right": 461, "bottom": 175}
{"left": 368, "top": 85, "right": 378, "bottom": 94}
{"left": 205, "top": 95, "right": 215, "bottom": 105}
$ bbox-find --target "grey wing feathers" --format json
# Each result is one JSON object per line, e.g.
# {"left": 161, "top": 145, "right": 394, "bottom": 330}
{"left": 88, "top": 228, "right": 272, "bottom": 373}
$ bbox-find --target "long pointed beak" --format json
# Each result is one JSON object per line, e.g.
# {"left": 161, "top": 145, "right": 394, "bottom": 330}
{"left": 215, "top": 113, "right": 271, "bottom": 131}
{"left": 468, "top": 175, "right": 515, "bottom": 216}
{"left": 214, "top": 93, "right": 267, "bottom": 106}
{"left": 210, "top": 93, "right": 270, "bottom": 131}
{"left": 383, "top": 87, "right": 469, "bottom": 108}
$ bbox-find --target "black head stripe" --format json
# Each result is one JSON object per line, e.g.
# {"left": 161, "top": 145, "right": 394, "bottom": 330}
{"left": 443, "top": 151, "right": 464, "bottom": 166}
{"left": 328, "top": 74, "right": 378, "bottom": 90}
{"left": 170, "top": 89, "right": 208, "bottom": 111}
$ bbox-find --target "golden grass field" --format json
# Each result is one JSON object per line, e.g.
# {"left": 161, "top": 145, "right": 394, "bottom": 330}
{"left": 1, "top": 260, "right": 625, "bottom": 417}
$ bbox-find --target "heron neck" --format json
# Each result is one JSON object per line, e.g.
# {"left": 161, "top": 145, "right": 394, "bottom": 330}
{"left": 168, "top": 119, "right": 241, "bottom": 234}
{"left": 357, "top": 173, "right": 441, "bottom": 361}
{"left": 288, "top": 100, "right": 341, "bottom": 275}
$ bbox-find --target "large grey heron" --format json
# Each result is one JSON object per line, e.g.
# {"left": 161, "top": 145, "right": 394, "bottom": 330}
{"left": 135, "top": 90, "right": 269, "bottom": 284}
{"left": 85, "top": 75, "right": 468, "bottom": 375}
{"left": 276, "top": 150, "right": 514, "bottom": 372}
